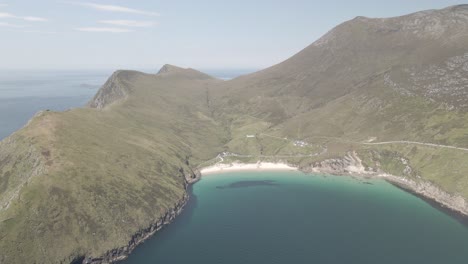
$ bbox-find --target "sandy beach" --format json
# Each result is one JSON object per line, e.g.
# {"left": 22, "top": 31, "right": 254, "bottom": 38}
{"left": 200, "top": 162, "right": 298, "bottom": 175}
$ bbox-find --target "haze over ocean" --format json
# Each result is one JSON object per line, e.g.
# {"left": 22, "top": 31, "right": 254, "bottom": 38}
{"left": 0, "top": 69, "right": 253, "bottom": 140}
{"left": 1, "top": 2, "right": 468, "bottom": 263}
{"left": 0, "top": 70, "right": 108, "bottom": 140}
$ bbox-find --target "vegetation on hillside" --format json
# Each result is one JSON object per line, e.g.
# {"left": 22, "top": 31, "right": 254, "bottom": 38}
{"left": 1, "top": 5, "right": 468, "bottom": 263}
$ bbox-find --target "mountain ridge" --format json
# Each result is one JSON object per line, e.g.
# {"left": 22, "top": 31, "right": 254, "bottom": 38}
{"left": 1, "top": 5, "right": 468, "bottom": 263}
{"left": 156, "top": 64, "right": 215, "bottom": 80}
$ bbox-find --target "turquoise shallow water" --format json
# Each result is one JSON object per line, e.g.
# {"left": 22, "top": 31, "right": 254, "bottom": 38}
{"left": 122, "top": 171, "right": 468, "bottom": 264}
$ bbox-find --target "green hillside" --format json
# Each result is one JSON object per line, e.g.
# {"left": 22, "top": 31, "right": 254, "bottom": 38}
{"left": 1, "top": 5, "right": 468, "bottom": 263}
{"left": 0, "top": 69, "right": 227, "bottom": 263}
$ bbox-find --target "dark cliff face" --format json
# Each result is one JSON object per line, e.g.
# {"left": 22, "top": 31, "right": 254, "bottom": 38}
{"left": 87, "top": 71, "right": 136, "bottom": 109}
{"left": 1, "top": 4, "right": 468, "bottom": 264}
{"left": 88, "top": 65, "right": 215, "bottom": 110}
{"left": 82, "top": 193, "right": 190, "bottom": 264}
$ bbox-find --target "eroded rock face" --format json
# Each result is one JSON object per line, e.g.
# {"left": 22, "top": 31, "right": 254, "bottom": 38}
{"left": 79, "top": 165, "right": 200, "bottom": 264}
{"left": 301, "top": 151, "right": 468, "bottom": 217}
{"left": 2, "top": 5, "right": 468, "bottom": 264}
{"left": 0, "top": 136, "right": 47, "bottom": 211}
{"left": 87, "top": 71, "right": 135, "bottom": 109}
{"left": 385, "top": 53, "right": 468, "bottom": 109}
{"left": 383, "top": 175, "right": 468, "bottom": 216}
{"left": 360, "top": 5, "right": 468, "bottom": 40}
{"left": 82, "top": 193, "right": 190, "bottom": 264}
{"left": 302, "top": 151, "right": 371, "bottom": 175}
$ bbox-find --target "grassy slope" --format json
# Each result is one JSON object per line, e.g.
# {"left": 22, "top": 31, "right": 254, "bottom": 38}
{"left": 209, "top": 5, "right": 468, "bottom": 216}
{"left": 216, "top": 72, "right": 468, "bottom": 203}
{"left": 1, "top": 5, "right": 468, "bottom": 264}
{"left": 0, "top": 70, "right": 227, "bottom": 263}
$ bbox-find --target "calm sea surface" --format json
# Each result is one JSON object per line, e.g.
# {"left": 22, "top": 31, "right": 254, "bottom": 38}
{"left": 122, "top": 171, "right": 468, "bottom": 264}
{"left": 0, "top": 70, "right": 111, "bottom": 140}
{"left": 2, "top": 70, "right": 468, "bottom": 263}
{"left": 0, "top": 69, "right": 251, "bottom": 140}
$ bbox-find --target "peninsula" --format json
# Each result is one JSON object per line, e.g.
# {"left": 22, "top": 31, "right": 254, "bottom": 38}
{"left": 1, "top": 5, "right": 468, "bottom": 264}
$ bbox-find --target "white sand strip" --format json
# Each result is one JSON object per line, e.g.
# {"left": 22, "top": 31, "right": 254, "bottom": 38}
{"left": 200, "top": 162, "right": 297, "bottom": 175}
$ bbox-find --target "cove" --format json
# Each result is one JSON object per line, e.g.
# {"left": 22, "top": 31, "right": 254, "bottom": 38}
{"left": 121, "top": 171, "right": 468, "bottom": 264}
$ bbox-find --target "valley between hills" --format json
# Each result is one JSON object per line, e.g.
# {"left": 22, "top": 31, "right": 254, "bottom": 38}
{"left": 1, "top": 4, "right": 468, "bottom": 264}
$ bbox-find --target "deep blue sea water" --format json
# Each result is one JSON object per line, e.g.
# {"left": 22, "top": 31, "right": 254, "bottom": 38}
{"left": 122, "top": 172, "right": 468, "bottom": 264}
{"left": 2, "top": 70, "right": 468, "bottom": 264}
{"left": 0, "top": 69, "right": 253, "bottom": 140}
{"left": 0, "top": 70, "right": 111, "bottom": 140}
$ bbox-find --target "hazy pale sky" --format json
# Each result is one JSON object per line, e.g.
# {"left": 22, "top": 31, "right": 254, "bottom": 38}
{"left": 0, "top": 0, "right": 466, "bottom": 71}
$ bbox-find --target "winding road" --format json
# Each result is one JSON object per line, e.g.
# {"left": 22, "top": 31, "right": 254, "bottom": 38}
{"left": 197, "top": 134, "right": 468, "bottom": 169}
{"left": 362, "top": 140, "right": 468, "bottom": 152}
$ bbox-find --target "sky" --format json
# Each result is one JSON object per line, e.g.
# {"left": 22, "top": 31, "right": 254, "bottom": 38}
{"left": 0, "top": 0, "right": 466, "bottom": 71}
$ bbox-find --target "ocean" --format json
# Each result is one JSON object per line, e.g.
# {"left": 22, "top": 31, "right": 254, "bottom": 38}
{"left": 122, "top": 171, "right": 468, "bottom": 264}
{"left": 0, "top": 69, "right": 253, "bottom": 140}
{"left": 2, "top": 70, "right": 467, "bottom": 263}
{"left": 0, "top": 70, "right": 111, "bottom": 140}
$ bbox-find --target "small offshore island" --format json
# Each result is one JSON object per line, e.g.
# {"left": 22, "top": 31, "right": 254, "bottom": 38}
{"left": 1, "top": 5, "right": 468, "bottom": 264}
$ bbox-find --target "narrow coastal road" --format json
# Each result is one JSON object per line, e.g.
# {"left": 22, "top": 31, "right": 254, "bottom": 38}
{"left": 252, "top": 133, "right": 468, "bottom": 158}
{"left": 197, "top": 134, "right": 468, "bottom": 170}
{"left": 362, "top": 141, "right": 468, "bottom": 152}
{"left": 306, "top": 136, "right": 468, "bottom": 152}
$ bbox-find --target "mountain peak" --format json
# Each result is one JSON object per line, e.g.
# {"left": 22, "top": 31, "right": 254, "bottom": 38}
{"left": 445, "top": 4, "right": 468, "bottom": 11}
{"left": 88, "top": 70, "right": 140, "bottom": 109}
{"left": 157, "top": 64, "right": 186, "bottom": 74}
{"left": 156, "top": 64, "right": 215, "bottom": 80}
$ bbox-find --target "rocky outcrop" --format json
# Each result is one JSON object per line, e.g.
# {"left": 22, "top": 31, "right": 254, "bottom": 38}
{"left": 300, "top": 151, "right": 468, "bottom": 217}
{"left": 87, "top": 71, "right": 135, "bottom": 109}
{"left": 72, "top": 150, "right": 466, "bottom": 263}
{"left": 79, "top": 166, "right": 201, "bottom": 264}
{"left": 385, "top": 52, "right": 468, "bottom": 109}
{"left": 82, "top": 193, "right": 190, "bottom": 264}
{"left": 185, "top": 169, "right": 202, "bottom": 184}
{"left": 0, "top": 135, "right": 47, "bottom": 212}
{"left": 383, "top": 174, "right": 468, "bottom": 216}
{"left": 301, "top": 151, "right": 372, "bottom": 175}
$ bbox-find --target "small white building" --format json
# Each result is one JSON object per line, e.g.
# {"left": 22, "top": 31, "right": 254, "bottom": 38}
{"left": 294, "top": 140, "right": 308, "bottom": 147}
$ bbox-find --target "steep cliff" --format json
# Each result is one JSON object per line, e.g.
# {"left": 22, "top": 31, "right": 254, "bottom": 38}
{"left": 1, "top": 5, "right": 468, "bottom": 263}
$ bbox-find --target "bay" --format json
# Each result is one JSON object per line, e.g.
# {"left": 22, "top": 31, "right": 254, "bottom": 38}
{"left": 122, "top": 171, "right": 468, "bottom": 264}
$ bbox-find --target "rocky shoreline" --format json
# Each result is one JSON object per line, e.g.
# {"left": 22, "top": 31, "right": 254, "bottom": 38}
{"left": 300, "top": 151, "right": 468, "bottom": 218}
{"left": 80, "top": 171, "right": 201, "bottom": 264}
{"left": 81, "top": 193, "right": 189, "bottom": 264}
{"left": 80, "top": 151, "right": 467, "bottom": 264}
{"left": 382, "top": 175, "right": 468, "bottom": 219}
